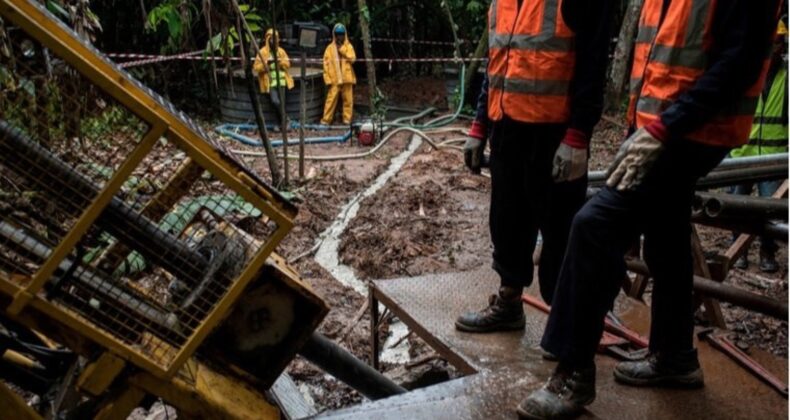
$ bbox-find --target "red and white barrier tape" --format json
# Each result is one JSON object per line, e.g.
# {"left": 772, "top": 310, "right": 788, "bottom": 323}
{"left": 108, "top": 52, "right": 487, "bottom": 68}
{"left": 109, "top": 49, "right": 206, "bottom": 68}
{"left": 370, "top": 37, "right": 469, "bottom": 46}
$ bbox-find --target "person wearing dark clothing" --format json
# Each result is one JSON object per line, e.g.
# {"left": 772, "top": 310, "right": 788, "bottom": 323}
{"left": 729, "top": 21, "right": 788, "bottom": 273}
{"left": 518, "top": 0, "right": 781, "bottom": 418}
{"left": 455, "top": 0, "right": 615, "bottom": 333}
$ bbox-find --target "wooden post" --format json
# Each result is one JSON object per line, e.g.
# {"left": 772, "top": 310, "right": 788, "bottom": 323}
{"left": 231, "top": 1, "right": 281, "bottom": 186}
{"left": 299, "top": 51, "right": 306, "bottom": 179}
{"left": 691, "top": 226, "right": 726, "bottom": 328}
{"left": 357, "top": 0, "right": 379, "bottom": 113}
{"left": 406, "top": 3, "right": 416, "bottom": 77}
{"left": 269, "top": 2, "right": 289, "bottom": 187}
{"left": 440, "top": 0, "right": 462, "bottom": 60}
{"left": 369, "top": 287, "right": 380, "bottom": 371}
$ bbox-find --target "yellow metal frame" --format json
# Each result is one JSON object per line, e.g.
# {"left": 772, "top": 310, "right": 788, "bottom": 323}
{"left": 7, "top": 124, "right": 165, "bottom": 315}
{"left": 0, "top": 380, "right": 41, "bottom": 420}
{"left": 0, "top": 0, "right": 296, "bottom": 378}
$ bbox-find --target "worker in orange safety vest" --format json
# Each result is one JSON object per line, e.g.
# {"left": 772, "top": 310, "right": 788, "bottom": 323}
{"left": 520, "top": 0, "right": 781, "bottom": 418}
{"left": 455, "top": 0, "right": 615, "bottom": 342}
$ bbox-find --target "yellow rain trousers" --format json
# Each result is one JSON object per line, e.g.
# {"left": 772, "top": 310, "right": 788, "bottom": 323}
{"left": 322, "top": 84, "right": 354, "bottom": 124}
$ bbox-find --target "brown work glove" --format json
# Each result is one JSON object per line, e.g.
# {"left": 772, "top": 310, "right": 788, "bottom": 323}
{"left": 606, "top": 127, "right": 664, "bottom": 191}
{"left": 552, "top": 129, "right": 588, "bottom": 183}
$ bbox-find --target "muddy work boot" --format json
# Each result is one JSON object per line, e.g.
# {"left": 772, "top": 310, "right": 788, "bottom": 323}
{"left": 733, "top": 255, "right": 749, "bottom": 269}
{"left": 455, "top": 286, "right": 525, "bottom": 332}
{"left": 759, "top": 251, "right": 779, "bottom": 274}
{"left": 517, "top": 365, "right": 596, "bottom": 419}
{"left": 613, "top": 351, "right": 704, "bottom": 388}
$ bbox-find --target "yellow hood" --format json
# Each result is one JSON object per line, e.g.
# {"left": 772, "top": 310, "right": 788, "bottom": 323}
{"left": 323, "top": 23, "right": 356, "bottom": 86}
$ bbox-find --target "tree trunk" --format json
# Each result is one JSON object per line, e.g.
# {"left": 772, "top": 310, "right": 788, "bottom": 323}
{"left": 299, "top": 52, "right": 306, "bottom": 179}
{"left": 236, "top": 16, "right": 281, "bottom": 186}
{"left": 439, "top": 0, "right": 462, "bottom": 60}
{"left": 406, "top": 2, "right": 416, "bottom": 77}
{"left": 605, "top": 0, "right": 643, "bottom": 113}
{"left": 357, "top": 0, "right": 379, "bottom": 112}
{"left": 464, "top": 27, "right": 488, "bottom": 105}
{"left": 270, "top": 0, "right": 289, "bottom": 187}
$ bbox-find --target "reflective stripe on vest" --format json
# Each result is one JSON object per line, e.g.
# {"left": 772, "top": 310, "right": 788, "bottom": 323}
{"left": 627, "top": 0, "right": 774, "bottom": 148}
{"left": 269, "top": 62, "right": 286, "bottom": 88}
{"left": 733, "top": 68, "right": 789, "bottom": 156}
{"left": 487, "top": 0, "right": 576, "bottom": 123}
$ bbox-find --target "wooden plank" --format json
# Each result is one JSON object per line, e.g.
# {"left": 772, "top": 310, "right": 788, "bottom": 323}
{"left": 628, "top": 273, "right": 650, "bottom": 300}
{"left": 269, "top": 373, "right": 317, "bottom": 420}
{"left": 691, "top": 226, "right": 726, "bottom": 328}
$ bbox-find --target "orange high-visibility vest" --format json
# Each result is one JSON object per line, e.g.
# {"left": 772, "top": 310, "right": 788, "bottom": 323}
{"left": 628, "top": 0, "right": 773, "bottom": 147}
{"left": 487, "top": 0, "right": 576, "bottom": 123}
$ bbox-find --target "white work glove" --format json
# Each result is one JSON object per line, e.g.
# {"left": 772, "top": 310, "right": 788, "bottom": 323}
{"left": 552, "top": 142, "right": 588, "bottom": 182}
{"left": 606, "top": 127, "right": 665, "bottom": 191}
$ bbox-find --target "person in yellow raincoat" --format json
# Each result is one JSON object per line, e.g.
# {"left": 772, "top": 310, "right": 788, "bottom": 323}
{"left": 253, "top": 29, "right": 294, "bottom": 126}
{"left": 321, "top": 23, "right": 356, "bottom": 125}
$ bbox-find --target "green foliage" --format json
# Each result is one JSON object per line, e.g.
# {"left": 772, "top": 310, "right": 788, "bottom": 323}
{"left": 204, "top": 3, "right": 265, "bottom": 57}
{"left": 360, "top": 5, "right": 370, "bottom": 23}
{"left": 83, "top": 194, "right": 261, "bottom": 276}
{"left": 45, "top": 1, "right": 68, "bottom": 20}
{"left": 146, "top": 0, "right": 199, "bottom": 53}
{"left": 79, "top": 106, "right": 136, "bottom": 142}
{"left": 371, "top": 87, "right": 388, "bottom": 120}
{"left": 50, "top": 0, "right": 102, "bottom": 42}
{"left": 465, "top": 0, "right": 486, "bottom": 13}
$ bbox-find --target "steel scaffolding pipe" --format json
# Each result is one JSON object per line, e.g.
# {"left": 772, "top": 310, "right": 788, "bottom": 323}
{"left": 695, "top": 192, "right": 788, "bottom": 220}
{"left": 589, "top": 162, "right": 788, "bottom": 189}
{"left": 714, "top": 153, "right": 788, "bottom": 169}
{"left": 694, "top": 165, "right": 788, "bottom": 189}
{"left": 691, "top": 214, "right": 788, "bottom": 242}
{"left": 625, "top": 259, "right": 788, "bottom": 320}
{"left": 299, "top": 332, "right": 407, "bottom": 400}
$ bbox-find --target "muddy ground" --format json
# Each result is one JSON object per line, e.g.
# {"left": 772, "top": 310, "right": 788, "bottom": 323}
{"left": 218, "top": 110, "right": 787, "bottom": 414}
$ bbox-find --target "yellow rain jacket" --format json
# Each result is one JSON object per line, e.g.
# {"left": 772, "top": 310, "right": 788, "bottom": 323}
{"left": 323, "top": 24, "right": 357, "bottom": 86}
{"left": 253, "top": 29, "right": 294, "bottom": 93}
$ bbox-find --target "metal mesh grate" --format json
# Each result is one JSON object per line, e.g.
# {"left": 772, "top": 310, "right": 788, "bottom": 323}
{"left": 0, "top": 3, "right": 291, "bottom": 374}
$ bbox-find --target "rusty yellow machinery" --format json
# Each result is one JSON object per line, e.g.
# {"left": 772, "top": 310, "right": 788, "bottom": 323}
{"left": 0, "top": 1, "right": 403, "bottom": 418}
